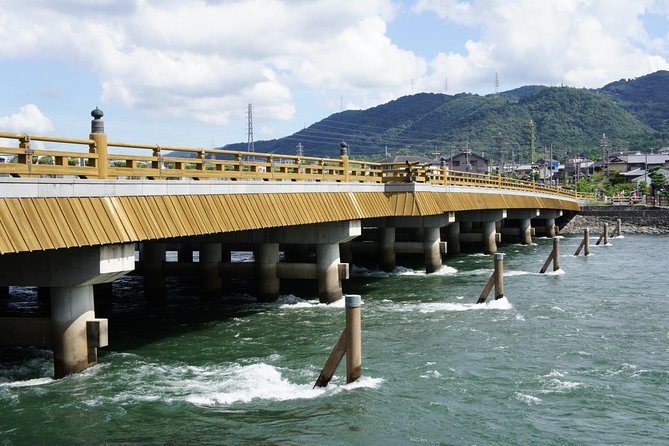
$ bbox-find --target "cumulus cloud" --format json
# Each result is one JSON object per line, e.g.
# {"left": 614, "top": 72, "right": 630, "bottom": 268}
{"left": 415, "top": 0, "right": 669, "bottom": 92}
{"left": 0, "top": 104, "right": 55, "bottom": 134}
{"left": 1, "top": 0, "right": 668, "bottom": 134}
{"left": 0, "top": 0, "right": 406, "bottom": 125}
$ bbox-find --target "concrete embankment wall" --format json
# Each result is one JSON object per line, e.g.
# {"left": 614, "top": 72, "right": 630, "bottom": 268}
{"left": 561, "top": 205, "right": 669, "bottom": 234}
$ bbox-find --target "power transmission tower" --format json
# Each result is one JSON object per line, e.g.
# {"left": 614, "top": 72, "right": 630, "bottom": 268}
{"left": 247, "top": 104, "right": 255, "bottom": 153}
{"left": 527, "top": 119, "right": 536, "bottom": 163}
{"left": 296, "top": 142, "right": 304, "bottom": 157}
{"left": 495, "top": 72, "right": 499, "bottom": 95}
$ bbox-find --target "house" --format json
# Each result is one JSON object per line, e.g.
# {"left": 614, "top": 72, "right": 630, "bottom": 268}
{"left": 444, "top": 151, "right": 489, "bottom": 174}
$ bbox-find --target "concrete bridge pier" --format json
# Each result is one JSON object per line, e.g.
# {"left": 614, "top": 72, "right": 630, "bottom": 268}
{"left": 457, "top": 210, "right": 506, "bottom": 254}
{"left": 444, "top": 222, "right": 461, "bottom": 255}
{"left": 51, "top": 285, "right": 96, "bottom": 378}
{"left": 199, "top": 242, "right": 223, "bottom": 300}
{"left": 143, "top": 242, "right": 167, "bottom": 300}
{"left": 505, "top": 209, "right": 540, "bottom": 245}
{"left": 379, "top": 227, "right": 396, "bottom": 272}
{"left": 271, "top": 221, "right": 361, "bottom": 303}
{"left": 317, "top": 243, "right": 344, "bottom": 303}
{"left": 0, "top": 244, "right": 134, "bottom": 378}
{"left": 539, "top": 210, "right": 563, "bottom": 237}
{"left": 178, "top": 242, "right": 194, "bottom": 263}
{"left": 391, "top": 214, "right": 454, "bottom": 273}
{"left": 255, "top": 243, "right": 280, "bottom": 302}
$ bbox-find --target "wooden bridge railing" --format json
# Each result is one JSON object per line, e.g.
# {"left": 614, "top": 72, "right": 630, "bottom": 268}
{"left": 0, "top": 131, "right": 577, "bottom": 198}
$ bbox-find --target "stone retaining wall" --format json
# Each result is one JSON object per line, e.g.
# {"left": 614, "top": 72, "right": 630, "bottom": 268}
{"left": 560, "top": 205, "right": 669, "bottom": 234}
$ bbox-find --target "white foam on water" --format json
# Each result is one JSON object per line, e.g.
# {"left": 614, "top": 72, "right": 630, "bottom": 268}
{"left": 420, "top": 370, "right": 442, "bottom": 379}
{"left": 0, "top": 377, "right": 53, "bottom": 388}
{"left": 386, "top": 296, "right": 513, "bottom": 313}
{"left": 278, "top": 295, "right": 346, "bottom": 309}
{"left": 544, "top": 268, "right": 566, "bottom": 276}
{"left": 98, "top": 360, "right": 382, "bottom": 408}
{"left": 514, "top": 392, "right": 542, "bottom": 405}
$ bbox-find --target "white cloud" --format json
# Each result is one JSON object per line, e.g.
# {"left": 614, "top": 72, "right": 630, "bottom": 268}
{"left": 0, "top": 0, "right": 407, "bottom": 125}
{"left": 0, "top": 104, "right": 55, "bottom": 134}
{"left": 416, "top": 0, "right": 669, "bottom": 93}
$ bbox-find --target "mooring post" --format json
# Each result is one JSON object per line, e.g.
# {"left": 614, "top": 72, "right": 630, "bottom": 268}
{"left": 314, "top": 294, "right": 362, "bottom": 388}
{"left": 346, "top": 294, "right": 362, "bottom": 383}
{"left": 477, "top": 253, "right": 504, "bottom": 303}
{"left": 575, "top": 228, "right": 590, "bottom": 256}
{"left": 603, "top": 222, "right": 609, "bottom": 245}
{"left": 540, "top": 237, "right": 561, "bottom": 273}
{"left": 615, "top": 218, "right": 621, "bottom": 237}
{"left": 493, "top": 253, "right": 505, "bottom": 300}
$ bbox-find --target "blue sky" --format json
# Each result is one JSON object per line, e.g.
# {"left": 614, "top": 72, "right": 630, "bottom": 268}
{"left": 1, "top": 0, "right": 669, "bottom": 153}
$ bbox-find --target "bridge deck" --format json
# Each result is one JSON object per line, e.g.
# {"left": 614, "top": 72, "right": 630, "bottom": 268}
{"left": 0, "top": 179, "right": 578, "bottom": 255}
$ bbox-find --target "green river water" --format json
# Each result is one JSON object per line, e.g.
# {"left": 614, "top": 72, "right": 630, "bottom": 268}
{"left": 1, "top": 234, "right": 667, "bottom": 445}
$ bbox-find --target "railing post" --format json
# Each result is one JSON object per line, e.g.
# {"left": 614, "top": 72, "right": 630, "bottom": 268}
{"left": 89, "top": 107, "right": 108, "bottom": 179}
{"left": 340, "top": 141, "right": 350, "bottom": 182}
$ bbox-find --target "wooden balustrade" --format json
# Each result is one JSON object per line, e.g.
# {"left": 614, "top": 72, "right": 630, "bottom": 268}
{"left": 0, "top": 131, "right": 577, "bottom": 198}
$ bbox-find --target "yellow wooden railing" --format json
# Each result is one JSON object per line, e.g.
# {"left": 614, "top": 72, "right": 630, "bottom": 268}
{"left": 0, "top": 131, "right": 577, "bottom": 198}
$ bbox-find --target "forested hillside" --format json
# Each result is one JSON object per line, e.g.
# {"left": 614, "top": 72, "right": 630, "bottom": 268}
{"left": 222, "top": 71, "right": 669, "bottom": 162}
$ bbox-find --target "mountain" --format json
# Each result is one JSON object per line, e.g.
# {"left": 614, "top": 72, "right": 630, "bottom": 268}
{"left": 222, "top": 71, "right": 669, "bottom": 161}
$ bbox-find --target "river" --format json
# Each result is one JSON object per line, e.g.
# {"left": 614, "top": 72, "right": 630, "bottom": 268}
{"left": 1, "top": 234, "right": 667, "bottom": 445}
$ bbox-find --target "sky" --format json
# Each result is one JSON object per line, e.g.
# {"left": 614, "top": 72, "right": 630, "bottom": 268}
{"left": 1, "top": 0, "right": 669, "bottom": 153}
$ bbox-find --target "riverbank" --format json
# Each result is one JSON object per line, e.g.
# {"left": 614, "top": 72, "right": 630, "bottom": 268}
{"left": 561, "top": 205, "right": 669, "bottom": 234}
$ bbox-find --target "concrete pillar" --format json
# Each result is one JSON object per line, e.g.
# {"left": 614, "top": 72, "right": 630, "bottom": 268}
{"left": 379, "top": 227, "right": 396, "bottom": 272}
{"left": 256, "top": 243, "right": 280, "bottom": 302}
{"left": 199, "top": 242, "right": 222, "bottom": 300}
{"left": 482, "top": 221, "right": 497, "bottom": 254}
{"left": 317, "top": 243, "right": 342, "bottom": 304}
{"left": 445, "top": 222, "right": 461, "bottom": 255}
{"left": 178, "top": 243, "right": 193, "bottom": 263}
{"left": 519, "top": 218, "right": 532, "bottom": 245}
{"left": 545, "top": 217, "right": 557, "bottom": 238}
{"left": 143, "top": 242, "right": 167, "bottom": 300}
{"left": 423, "top": 227, "right": 442, "bottom": 273}
{"left": 51, "top": 285, "right": 96, "bottom": 378}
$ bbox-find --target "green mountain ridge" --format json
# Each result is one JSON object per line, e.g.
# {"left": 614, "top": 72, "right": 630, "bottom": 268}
{"left": 223, "top": 70, "right": 669, "bottom": 161}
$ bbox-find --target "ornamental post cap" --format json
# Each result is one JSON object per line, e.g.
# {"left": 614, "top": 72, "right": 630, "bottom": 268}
{"left": 91, "top": 107, "right": 104, "bottom": 119}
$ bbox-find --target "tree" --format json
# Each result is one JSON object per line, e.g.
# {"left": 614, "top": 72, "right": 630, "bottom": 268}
{"left": 648, "top": 167, "right": 667, "bottom": 194}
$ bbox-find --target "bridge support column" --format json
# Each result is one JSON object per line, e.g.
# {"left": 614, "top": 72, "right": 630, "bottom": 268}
{"left": 256, "top": 243, "right": 280, "bottom": 302}
{"left": 457, "top": 210, "right": 506, "bottom": 254}
{"left": 482, "top": 221, "right": 497, "bottom": 254}
{"left": 199, "top": 243, "right": 222, "bottom": 300}
{"left": 51, "top": 285, "right": 96, "bottom": 378}
{"left": 143, "top": 242, "right": 167, "bottom": 300}
{"left": 505, "top": 209, "right": 540, "bottom": 245}
{"left": 317, "top": 243, "right": 343, "bottom": 304}
{"left": 0, "top": 244, "right": 133, "bottom": 378}
{"left": 178, "top": 243, "right": 193, "bottom": 263}
{"left": 539, "top": 210, "right": 563, "bottom": 237}
{"left": 445, "top": 222, "right": 461, "bottom": 255}
{"left": 424, "top": 227, "right": 442, "bottom": 273}
{"left": 379, "top": 227, "right": 396, "bottom": 272}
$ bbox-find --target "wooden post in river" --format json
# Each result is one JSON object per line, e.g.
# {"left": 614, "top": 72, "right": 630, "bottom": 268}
{"left": 574, "top": 228, "right": 590, "bottom": 256}
{"left": 596, "top": 223, "right": 609, "bottom": 246}
{"left": 477, "top": 253, "right": 505, "bottom": 303}
{"left": 314, "top": 294, "right": 362, "bottom": 388}
{"left": 540, "top": 237, "right": 561, "bottom": 273}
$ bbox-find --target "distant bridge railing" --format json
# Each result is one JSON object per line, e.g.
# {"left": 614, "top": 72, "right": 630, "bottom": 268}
{"left": 0, "top": 131, "right": 577, "bottom": 198}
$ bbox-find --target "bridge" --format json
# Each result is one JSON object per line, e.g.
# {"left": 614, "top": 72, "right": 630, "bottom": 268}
{"left": 0, "top": 109, "right": 579, "bottom": 378}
